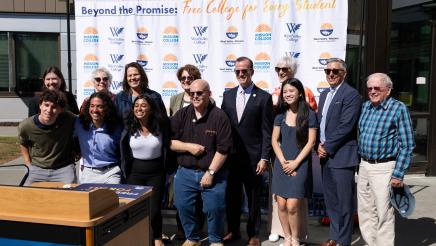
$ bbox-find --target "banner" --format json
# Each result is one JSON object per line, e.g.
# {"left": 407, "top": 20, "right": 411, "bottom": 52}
{"left": 75, "top": 0, "right": 348, "bottom": 109}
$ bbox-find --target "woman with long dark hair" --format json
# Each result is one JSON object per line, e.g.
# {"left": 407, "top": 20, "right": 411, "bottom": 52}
{"left": 75, "top": 92, "right": 122, "bottom": 184}
{"left": 28, "top": 66, "right": 79, "bottom": 116}
{"left": 120, "top": 94, "right": 171, "bottom": 246}
{"left": 271, "top": 78, "right": 317, "bottom": 246}
{"left": 115, "top": 62, "right": 166, "bottom": 121}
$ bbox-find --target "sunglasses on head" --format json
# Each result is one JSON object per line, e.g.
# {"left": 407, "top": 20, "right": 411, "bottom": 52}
{"left": 189, "top": 90, "right": 206, "bottom": 97}
{"left": 324, "top": 69, "right": 344, "bottom": 75}
{"left": 275, "top": 67, "right": 289, "bottom": 73}
{"left": 94, "top": 77, "right": 109, "bottom": 83}
{"left": 180, "top": 76, "right": 194, "bottom": 82}
{"left": 367, "top": 86, "right": 388, "bottom": 92}
{"left": 234, "top": 69, "right": 252, "bottom": 75}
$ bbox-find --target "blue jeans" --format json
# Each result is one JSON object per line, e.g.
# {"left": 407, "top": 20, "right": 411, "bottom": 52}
{"left": 174, "top": 166, "right": 227, "bottom": 243}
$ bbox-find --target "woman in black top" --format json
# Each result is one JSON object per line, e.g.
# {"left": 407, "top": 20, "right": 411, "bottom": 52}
{"left": 28, "top": 66, "right": 79, "bottom": 116}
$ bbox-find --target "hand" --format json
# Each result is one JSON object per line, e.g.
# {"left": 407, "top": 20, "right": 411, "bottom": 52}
{"left": 200, "top": 172, "right": 213, "bottom": 188}
{"left": 256, "top": 159, "right": 268, "bottom": 175}
{"left": 390, "top": 178, "right": 403, "bottom": 188}
{"left": 188, "top": 143, "right": 205, "bottom": 156}
{"left": 282, "top": 160, "right": 298, "bottom": 176}
{"left": 317, "top": 143, "right": 328, "bottom": 158}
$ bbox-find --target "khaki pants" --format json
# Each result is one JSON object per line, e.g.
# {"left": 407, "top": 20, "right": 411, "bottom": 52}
{"left": 357, "top": 160, "right": 396, "bottom": 246}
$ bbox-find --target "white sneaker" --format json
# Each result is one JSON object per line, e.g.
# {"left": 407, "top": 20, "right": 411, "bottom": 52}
{"left": 269, "top": 233, "right": 280, "bottom": 242}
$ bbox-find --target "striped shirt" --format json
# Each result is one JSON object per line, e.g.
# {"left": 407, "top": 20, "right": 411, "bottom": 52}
{"left": 358, "top": 97, "right": 415, "bottom": 179}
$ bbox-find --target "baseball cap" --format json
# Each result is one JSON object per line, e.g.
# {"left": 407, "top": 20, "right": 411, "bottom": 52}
{"left": 390, "top": 184, "right": 415, "bottom": 218}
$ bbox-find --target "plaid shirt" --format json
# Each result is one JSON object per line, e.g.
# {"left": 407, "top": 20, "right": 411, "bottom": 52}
{"left": 358, "top": 97, "right": 415, "bottom": 179}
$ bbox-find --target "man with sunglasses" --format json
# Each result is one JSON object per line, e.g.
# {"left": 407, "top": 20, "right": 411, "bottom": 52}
{"left": 221, "top": 56, "right": 273, "bottom": 246}
{"left": 357, "top": 73, "right": 415, "bottom": 246}
{"left": 171, "top": 79, "right": 232, "bottom": 246}
{"left": 317, "top": 58, "right": 361, "bottom": 246}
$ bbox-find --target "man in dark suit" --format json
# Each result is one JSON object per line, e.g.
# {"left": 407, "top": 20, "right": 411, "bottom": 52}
{"left": 221, "top": 56, "right": 273, "bottom": 246}
{"left": 317, "top": 58, "right": 361, "bottom": 246}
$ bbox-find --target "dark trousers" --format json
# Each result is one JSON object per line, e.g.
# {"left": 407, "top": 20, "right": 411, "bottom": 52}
{"left": 321, "top": 165, "right": 355, "bottom": 246}
{"left": 225, "top": 156, "right": 263, "bottom": 237}
{"left": 127, "top": 158, "right": 164, "bottom": 239}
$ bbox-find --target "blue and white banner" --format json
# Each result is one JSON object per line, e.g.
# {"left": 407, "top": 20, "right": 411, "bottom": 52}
{"left": 75, "top": 0, "right": 348, "bottom": 109}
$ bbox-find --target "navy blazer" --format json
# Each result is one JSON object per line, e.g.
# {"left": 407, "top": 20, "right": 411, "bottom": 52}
{"left": 221, "top": 84, "right": 273, "bottom": 166}
{"left": 317, "top": 82, "right": 361, "bottom": 168}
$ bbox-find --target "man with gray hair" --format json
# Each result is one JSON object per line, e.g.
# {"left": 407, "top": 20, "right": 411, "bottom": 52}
{"left": 357, "top": 73, "right": 415, "bottom": 246}
{"left": 317, "top": 58, "right": 361, "bottom": 246}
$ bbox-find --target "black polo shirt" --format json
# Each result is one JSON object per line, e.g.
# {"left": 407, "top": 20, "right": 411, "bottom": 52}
{"left": 171, "top": 102, "right": 232, "bottom": 170}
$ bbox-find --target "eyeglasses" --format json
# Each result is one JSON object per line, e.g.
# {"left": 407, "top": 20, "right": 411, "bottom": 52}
{"left": 234, "top": 69, "right": 252, "bottom": 76}
{"left": 275, "top": 67, "right": 290, "bottom": 73}
{"left": 189, "top": 90, "right": 207, "bottom": 97}
{"left": 367, "top": 86, "right": 388, "bottom": 92}
{"left": 94, "top": 77, "right": 109, "bottom": 83}
{"left": 180, "top": 76, "right": 194, "bottom": 82}
{"left": 324, "top": 69, "right": 344, "bottom": 75}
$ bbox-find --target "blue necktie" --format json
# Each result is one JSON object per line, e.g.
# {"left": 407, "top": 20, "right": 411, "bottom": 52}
{"left": 320, "top": 88, "right": 335, "bottom": 143}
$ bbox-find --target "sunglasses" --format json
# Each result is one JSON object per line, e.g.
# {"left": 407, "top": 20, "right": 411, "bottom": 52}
{"left": 180, "top": 76, "right": 194, "bottom": 82}
{"left": 94, "top": 77, "right": 109, "bottom": 83}
{"left": 189, "top": 90, "right": 207, "bottom": 97}
{"left": 367, "top": 86, "right": 388, "bottom": 92}
{"left": 324, "top": 69, "right": 344, "bottom": 75}
{"left": 234, "top": 69, "right": 252, "bottom": 75}
{"left": 275, "top": 67, "right": 289, "bottom": 73}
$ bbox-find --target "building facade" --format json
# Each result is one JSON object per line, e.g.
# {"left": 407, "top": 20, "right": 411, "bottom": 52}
{"left": 0, "top": 0, "right": 435, "bottom": 175}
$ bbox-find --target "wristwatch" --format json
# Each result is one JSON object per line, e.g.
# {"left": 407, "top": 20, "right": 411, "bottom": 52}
{"left": 207, "top": 169, "right": 215, "bottom": 176}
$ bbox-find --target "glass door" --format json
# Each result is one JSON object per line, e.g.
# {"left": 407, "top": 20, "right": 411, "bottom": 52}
{"left": 389, "top": 1, "right": 435, "bottom": 173}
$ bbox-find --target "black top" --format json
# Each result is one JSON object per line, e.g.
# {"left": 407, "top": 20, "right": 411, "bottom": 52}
{"left": 170, "top": 102, "right": 232, "bottom": 170}
{"left": 28, "top": 91, "right": 80, "bottom": 116}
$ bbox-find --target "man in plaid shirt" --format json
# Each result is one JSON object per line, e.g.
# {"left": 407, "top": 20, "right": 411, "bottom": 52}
{"left": 357, "top": 73, "right": 415, "bottom": 246}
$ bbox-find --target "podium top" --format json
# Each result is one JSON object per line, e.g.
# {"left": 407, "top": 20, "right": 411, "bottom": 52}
{"left": 0, "top": 184, "right": 152, "bottom": 227}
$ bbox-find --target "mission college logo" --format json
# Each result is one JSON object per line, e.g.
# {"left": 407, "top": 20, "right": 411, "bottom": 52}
{"left": 220, "top": 54, "right": 237, "bottom": 72}
{"left": 192, "top": 26, "right": 208, "bottom": 45}
{"left": 83, "top": 27, "right": 99, "bottom": 45}
{"left": 253, "top": 52, "right": 271, "bottom": 71}
{"left": 83, "top": 54, "right": 99, "bottom": 71}
{"left": 220, "top": 26, "right": 243, "bottom": 44}
{"left": 162, "top": 54, "right": 178, "bottom": 71}
{"left": 82, "top": 80, "right": 95, "bottom": 96}
{"left": 284, "top": 23, "right": 302, "bottom": 42}
{"left": 256, "top": 80, "right": 271, "bottom": 92}
{"left": 108, "top": 26, "right": 124, "bottom": 44}
{"left": 161, "top": 81, "right": 178, "bottom": 97}
{"left": 162, "top": 26, "right": 179, "bottom": 45}
{"left": 314, "top": 23, "right": 339, "bottom": 42}
{"left": 255, "top": 24, "right": 272, "bottom": 42}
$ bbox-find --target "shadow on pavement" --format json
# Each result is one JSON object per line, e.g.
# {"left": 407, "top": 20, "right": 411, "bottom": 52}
{"left": 396, "top": 215, "right": 436, "bottom": 246}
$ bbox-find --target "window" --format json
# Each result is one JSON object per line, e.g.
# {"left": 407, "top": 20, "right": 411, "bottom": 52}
{"left": 0, "top": 32, "right": 59, "bottom": 94}
{"left": 0, "top": 33, "right": 9, "bottom": 91}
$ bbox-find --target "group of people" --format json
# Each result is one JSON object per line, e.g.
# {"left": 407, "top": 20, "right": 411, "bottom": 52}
{"left": 18, "top": 55, "right": 415, "bottom": 246}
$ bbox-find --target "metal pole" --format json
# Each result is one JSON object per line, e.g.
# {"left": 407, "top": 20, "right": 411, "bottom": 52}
{"left": 66, "top": 0, "right": 72, "bottom": 93}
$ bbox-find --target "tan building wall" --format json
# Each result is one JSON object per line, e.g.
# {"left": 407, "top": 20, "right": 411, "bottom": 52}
{"left": 0, "top": 0, "right": 68, "bottom": 13}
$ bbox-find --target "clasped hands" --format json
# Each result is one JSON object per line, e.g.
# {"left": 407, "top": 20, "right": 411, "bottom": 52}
{"left": 281, "top": 159, "right": 298, "bottom": 176}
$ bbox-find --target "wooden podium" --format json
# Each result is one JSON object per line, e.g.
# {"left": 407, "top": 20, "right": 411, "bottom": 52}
{"left": 0, "top": 184, "right": 152, "bottom": 246}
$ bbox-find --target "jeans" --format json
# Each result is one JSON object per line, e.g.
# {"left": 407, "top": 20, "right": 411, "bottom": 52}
{"left": 174, "top": 166, "right": 227, "bottom": 243}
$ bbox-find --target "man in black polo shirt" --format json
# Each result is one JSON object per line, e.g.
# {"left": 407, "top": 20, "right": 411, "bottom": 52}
{"left": 170, "top": 79, "right": 232, "bottom": 246}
